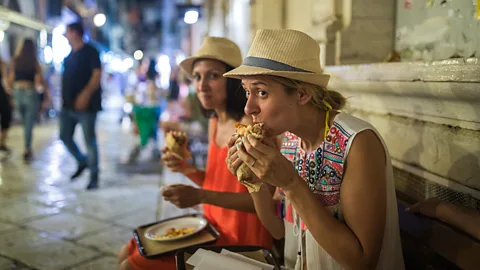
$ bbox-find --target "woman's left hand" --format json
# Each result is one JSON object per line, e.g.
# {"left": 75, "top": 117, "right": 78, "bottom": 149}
{"left": 226, "top": 135, "right": 243, "bottom": 177}
{"left": 161, "top": 184, "right": 204, "bottom": 208}
{"left": 236, "top": 135, "right": 300, "bottom": 190}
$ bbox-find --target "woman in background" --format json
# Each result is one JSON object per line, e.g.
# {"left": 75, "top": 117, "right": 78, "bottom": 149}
{"left": 117, "top": 37, "right": 272, "bottom": 270}
{"left": 8, "top": 39, "right": 50, "bottom": 161}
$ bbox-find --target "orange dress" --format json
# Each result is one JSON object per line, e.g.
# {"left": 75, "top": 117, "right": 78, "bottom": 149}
{"left": 127, "top": 118, "right": 272, "bottom": 269}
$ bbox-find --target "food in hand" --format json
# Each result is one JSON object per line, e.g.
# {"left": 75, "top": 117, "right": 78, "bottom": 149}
{"left": 235, "top": 122, "right": 265, "bottom": 140}
{"left": 154, "top": 227, "right": 195, "bottom": 240}
{"left": 165, "top": 131, "right": 192, "bottom": 160}
{"left": 234, "top": 122, "right": 265, "bottom": 192}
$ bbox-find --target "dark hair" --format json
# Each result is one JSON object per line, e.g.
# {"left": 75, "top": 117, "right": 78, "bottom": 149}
{"left": 67, "top": 22, "right": 85, "bottom": 37}
{"left": 198, "top": 63, "right": 245, "bottom": 122}
{"left": 14, "top": 39, "right": 37, "bottom": 72}
{"left": 168, "top": 79, "right": 180, "bottom": 101}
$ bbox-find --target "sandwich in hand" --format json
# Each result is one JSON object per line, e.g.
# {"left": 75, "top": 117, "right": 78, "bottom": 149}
{"left": 234, "top": 122, "right": 265, "bottom": 192}
{"left": 165, "top": 131, "right": 192, "bottom": 160}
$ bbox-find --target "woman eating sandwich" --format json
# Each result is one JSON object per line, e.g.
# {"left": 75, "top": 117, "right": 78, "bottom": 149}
{"left": 225, "top": 29, "right": 405, "bottom": 270}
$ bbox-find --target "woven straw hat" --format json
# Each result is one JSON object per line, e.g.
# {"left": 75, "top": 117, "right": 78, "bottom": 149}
{"left": 180, "top": 37, "right": 242, "bottom": 77}
{"left": 224, "top": 29, "right": 330, "bottom": 87}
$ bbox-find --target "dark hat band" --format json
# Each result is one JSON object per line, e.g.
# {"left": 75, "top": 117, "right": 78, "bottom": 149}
{"left": 242, "top": 56, "right": 313, "bottom": 73}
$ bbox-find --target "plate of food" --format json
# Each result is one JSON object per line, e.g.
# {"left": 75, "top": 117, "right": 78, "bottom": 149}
{"left": 144, "top": 216, "right": 208, "bottom": 242}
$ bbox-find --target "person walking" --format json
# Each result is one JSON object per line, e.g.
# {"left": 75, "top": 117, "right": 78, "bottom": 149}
{"left": 8, "top": 39, "right": 50, "bottom": 161}
{"left": 60, "top": 22, "right": 102, "bottom": 190}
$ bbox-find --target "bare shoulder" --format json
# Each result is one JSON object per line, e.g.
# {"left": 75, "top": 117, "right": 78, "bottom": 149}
{"left": 347, "top": 129, "right": 386, "bottom": 166}
{"left": 342, "top": 129, "right": 387, "bottom": 192}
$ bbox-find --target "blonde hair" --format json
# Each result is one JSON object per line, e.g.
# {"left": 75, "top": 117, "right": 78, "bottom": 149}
{"left": 270, "top": 76, "right": 346, "bottom": 111}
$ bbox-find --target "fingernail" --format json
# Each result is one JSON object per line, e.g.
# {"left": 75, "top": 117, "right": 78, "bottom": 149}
{"left": 242, "top": 136, "right": 245, "bottom": 141}
{"left": 234, "top": 134, "right": 239, "bottom": 138}
{"left": 237, "top": 153, "right": 240, "bottom": 157}
{"left": 236, "top": 142, "right": 242, "bottom": 149}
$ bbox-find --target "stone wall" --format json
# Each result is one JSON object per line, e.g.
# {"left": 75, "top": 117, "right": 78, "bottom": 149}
{"left": 203, "top": 0, "right": 480, "bottom": 202}
{"left": 339, "top": 0, "right": 395, "bottom": 64}
{"left": 326, "top": 58, "right": 480, "bottom": 200}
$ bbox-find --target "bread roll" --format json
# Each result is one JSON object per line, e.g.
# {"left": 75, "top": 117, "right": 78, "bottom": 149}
{"left": 234, "top": 123, "right": 265, "bottom": 192}
{"left": 165, "top": 131, "right": 192, "bottom": 160}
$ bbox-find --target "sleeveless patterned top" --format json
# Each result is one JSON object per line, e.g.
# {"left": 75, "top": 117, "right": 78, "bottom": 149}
{"left": 277, "top": 113, "right": 405, "bottom": 270}
{"left": 278, "top": 115, "right": 352, "bottom": 229}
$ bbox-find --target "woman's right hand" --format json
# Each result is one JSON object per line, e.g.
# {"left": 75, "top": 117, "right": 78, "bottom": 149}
{"left": 226, "top": 134, "right": 243, "bottom": 176}
{"left": 161, "top": 147, "right": 194, "bottom": 174}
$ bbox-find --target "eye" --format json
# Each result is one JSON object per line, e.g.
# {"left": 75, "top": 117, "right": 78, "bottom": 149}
{"left": 258, "top": 90, "right": 268, "bottom": 97}
{"left": 193, "top": 74, "right": 201, "bottom": 81}
{"left": 208, "top": 73, "right": 219, "bottom": 79}
{"left": 244, "top": 90, "right": 251, "bottom": 98}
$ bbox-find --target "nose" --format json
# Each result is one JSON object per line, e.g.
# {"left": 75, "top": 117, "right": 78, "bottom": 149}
{"left": 194, "top": 77, "right": 209, "bottom": 92}
{"left": 244, "top": 95, "right": 260, "bottom": 117}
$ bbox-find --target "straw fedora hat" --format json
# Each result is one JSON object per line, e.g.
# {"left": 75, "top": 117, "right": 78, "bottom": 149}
{"left": 180, "top": 37, "right": 242, "bottom": 77}
{"left": 224, "top": 29, "right": 330, "bottom": 87}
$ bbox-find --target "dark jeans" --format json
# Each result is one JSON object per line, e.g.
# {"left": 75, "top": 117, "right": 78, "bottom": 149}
{"left": 59, "top": 109, "right": 99, "bottom": 173}
{"left": 13, "top": 87, "right": 39, "bottom": 149}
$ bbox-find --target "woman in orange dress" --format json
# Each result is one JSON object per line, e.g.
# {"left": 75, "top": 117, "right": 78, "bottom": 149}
{"left": 117, "top": 37, "right": 273, "bottom": 270}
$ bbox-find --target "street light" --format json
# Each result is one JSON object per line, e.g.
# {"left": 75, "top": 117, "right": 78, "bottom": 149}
{"left": 184, "top": 10, "right": 199, "bottom": 24}
{"left": 93, "top": 13, "right": 106, "bottom": 27}
{"left": 44, "top": 46, "right": 53, "bottom": 63}
{"left": 123, "top": 57, "right": 134, "bottom": 69}
{"left": 134, "top": 50, "right": 143, "bottom": 60}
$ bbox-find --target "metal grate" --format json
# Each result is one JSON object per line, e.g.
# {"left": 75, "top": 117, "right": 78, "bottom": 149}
{"left": 393, "top": 167, "right": 480, "bottom": 210}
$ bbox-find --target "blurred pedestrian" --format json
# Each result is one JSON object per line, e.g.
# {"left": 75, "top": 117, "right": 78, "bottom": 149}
{"left": 8, "top": 39, "right": 50, "bottom": 161}
{"left": 0, "top": 57, "right": 12, "bottom": 154}
{"left": 60, "top": 22, "right": 102, "bottom": 190}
